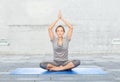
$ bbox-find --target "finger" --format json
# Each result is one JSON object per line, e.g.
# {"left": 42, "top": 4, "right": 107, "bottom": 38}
{"left": 59, "top": 10, "right": 62, "bottom": 16}
{"left": 59, "top": 10, "right": 61, "bottom": 14}
{"left": 58, "top": 11, "right": 60, "bottom": 18}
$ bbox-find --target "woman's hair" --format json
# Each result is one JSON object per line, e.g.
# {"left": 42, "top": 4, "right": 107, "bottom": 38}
{"left": 55, "top": 25, "right": 65, "bottom": 32}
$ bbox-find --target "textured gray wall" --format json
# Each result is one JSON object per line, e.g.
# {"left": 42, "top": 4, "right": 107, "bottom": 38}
{"left": 0, "top": 0, "right": 120, "bottom": 54}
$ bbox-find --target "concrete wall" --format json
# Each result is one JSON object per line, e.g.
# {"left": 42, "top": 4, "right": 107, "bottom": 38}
{"left": 0, "top": 0, "right": 120, "bottom": 54}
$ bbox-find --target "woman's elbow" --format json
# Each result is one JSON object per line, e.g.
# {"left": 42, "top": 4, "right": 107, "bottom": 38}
{"left": 69, "top": 26, "right": 73, "bottom": 30}
{"left": 70, "top": 27, "right": 73, "bottom": 31}
{"left": 48, "top": 28, "right": 52, "bottom": 31}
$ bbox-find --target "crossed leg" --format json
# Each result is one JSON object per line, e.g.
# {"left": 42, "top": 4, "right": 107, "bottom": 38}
{"left": 49, "top": 61, "right": 75, "bottom": 71}
{"left": 40, "top": 60, "right": 80, "bottom": 71}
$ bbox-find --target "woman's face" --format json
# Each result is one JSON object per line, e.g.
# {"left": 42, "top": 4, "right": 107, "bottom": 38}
{"left": 56, "top": 27, "right": 65, "bottom": 38}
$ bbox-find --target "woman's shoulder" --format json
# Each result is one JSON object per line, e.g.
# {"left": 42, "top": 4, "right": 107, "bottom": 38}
{"left": 51, "top": 36, "right": 57, "bottom": 42}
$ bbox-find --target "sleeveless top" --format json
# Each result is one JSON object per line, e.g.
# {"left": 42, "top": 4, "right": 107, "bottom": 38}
{"left": 51, "top": 36, "right": 70, "bottom": 61}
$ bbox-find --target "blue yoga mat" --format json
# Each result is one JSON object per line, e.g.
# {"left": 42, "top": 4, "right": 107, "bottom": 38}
{"left": 10, "top": 67, "right": 107, "bottom": 75}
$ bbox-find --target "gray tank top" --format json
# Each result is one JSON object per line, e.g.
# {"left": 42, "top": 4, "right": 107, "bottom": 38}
{"left": 51, "top": 36, "right": 70, "bottom": 61}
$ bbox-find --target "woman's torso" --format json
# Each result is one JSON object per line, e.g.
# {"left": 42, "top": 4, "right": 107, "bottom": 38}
{"left": 51, "top": 36, "right": 70, "bottom": 61}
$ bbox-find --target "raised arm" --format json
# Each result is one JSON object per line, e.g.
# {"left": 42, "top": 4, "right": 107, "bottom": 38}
{"left": 61, "top": 18, "right": 73, "bottom": 40}
{"left": 48, "top": 18, "right": 59, "bottom": 41}
{"left": 48, "top": 11, "right": 62, "bottom": 41}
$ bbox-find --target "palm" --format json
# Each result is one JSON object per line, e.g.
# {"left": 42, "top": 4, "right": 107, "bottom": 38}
{"left": 58, "top": 10, "right": 62, "bottom": 19}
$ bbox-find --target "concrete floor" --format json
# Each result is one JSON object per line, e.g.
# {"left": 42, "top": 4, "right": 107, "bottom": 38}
{"left": 0, "top": 53, "right": 120, "bottom": 82}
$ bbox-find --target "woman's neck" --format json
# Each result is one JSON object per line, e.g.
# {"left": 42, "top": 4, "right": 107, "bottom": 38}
{"left": 58, "top": 37, "right": 63, "bottom": 40}
{"left": 58, "top": 37, "right": 63, "bottom": 46}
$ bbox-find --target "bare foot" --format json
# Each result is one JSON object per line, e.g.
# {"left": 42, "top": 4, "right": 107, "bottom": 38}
{"left": 50, "top": 66, "right": 64, "bottom": 71}
{"left": 46, "top": 64, "right": 57, "bottom": 70}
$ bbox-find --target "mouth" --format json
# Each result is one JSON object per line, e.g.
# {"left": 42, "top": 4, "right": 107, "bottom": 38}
{"left": 59, "top": 35, "right": 62, "bottom": 36}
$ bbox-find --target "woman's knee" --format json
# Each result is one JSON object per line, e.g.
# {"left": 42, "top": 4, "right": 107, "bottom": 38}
{"left": 40, "top": 62, "right": 48, "bottom": 69}
{"left": 72, "top": 59, "right": 80, "bottom": 67}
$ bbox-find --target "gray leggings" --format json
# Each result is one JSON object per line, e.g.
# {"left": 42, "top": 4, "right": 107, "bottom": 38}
{"left": 40, "top": 59, "right": 80, "bottom": 69}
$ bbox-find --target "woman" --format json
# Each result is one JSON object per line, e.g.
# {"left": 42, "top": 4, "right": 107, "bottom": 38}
{"left": 40, "top": 11, "right": 80, "bottom": 71}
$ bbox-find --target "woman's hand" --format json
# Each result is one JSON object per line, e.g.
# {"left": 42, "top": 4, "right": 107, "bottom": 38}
{"left": 58, "top": 10, "right": 62, "bottom": 19}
